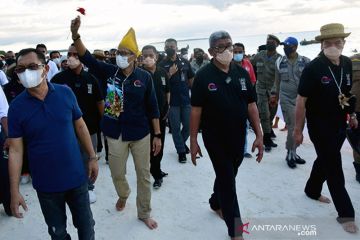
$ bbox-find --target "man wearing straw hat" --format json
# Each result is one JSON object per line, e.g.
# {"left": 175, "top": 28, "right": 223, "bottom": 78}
{"left": 70, "top": 16, "right": 161, "bottom": 229}
{"left": 294, "top": 23, "right": 358, "bottom": 233}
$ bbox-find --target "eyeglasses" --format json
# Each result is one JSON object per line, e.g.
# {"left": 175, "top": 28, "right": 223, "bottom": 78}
{"left": 213, "top": 45, "right": 233, "bottom": 53}
{"left": 14, "top": 63, "right": 45, "bottom": 74}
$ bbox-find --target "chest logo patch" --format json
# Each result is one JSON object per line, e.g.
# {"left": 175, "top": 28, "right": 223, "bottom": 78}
{"left": 208, "top": 83, "right": 217, "bottom": 91}
{"left": 346, "top": 74, "right": 351, "bottom": 85}
{"left": 161, "top": 77, "right": 166, "bottom": 86}
{"left": 240, "top": 78, "right": 247, "bottom": 90}
{"left": 134, "top": 80, "right": 142, "bottom": 87}
{"left": 87, "top": 84, "right": 93, "bottom": 94}
{"left": 321, "top": 76, "right": 332, "bottom": 84}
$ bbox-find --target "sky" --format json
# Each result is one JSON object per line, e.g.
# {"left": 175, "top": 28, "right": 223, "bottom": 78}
{"left": 1, "top": 0, "right": 359, "bottom": 52}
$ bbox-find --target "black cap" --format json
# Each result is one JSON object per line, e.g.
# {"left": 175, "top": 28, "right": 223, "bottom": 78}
{"left": 267, "top": 34, "right": 281, "bottom": 44}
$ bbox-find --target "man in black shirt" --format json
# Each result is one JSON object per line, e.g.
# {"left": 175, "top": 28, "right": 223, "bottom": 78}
{"left": 190, "top": 31, "right": 264, "bottom": 240}
{"left": 159, "top": 39, "right": 195, "bottom": 163}
{"left": 294, "top": 23, "right": 358, "bottom": 233}
{"left": 52, "top": 44, "right": 104, "bottom": 204}
{"left": 141, "top": 45, "right": 170, "bottom": 189}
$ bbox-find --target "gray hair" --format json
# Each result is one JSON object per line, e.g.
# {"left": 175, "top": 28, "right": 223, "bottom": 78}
{"left": 209, "top": 31, "right": 232, "bottom": 48}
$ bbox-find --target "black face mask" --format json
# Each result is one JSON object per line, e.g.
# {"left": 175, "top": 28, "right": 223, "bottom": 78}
{"left": 5, "top": 58, "right": 15, "bottom": 65}
{"left": 284, "top": 46, "right": 294, "bottom": 57}
{"left": 266, "top": 43, "right": 276, "bottom": 52}
{"left": 165, "top": 48, "right": 176, "bottom": 58}
{"left": 195, "top": 56, "right": 204, "bottom": 63}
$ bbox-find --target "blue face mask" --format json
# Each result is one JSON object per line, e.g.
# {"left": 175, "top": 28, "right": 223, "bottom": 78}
{"left": 233, "top": 53, "right": 244, "bottom": 62}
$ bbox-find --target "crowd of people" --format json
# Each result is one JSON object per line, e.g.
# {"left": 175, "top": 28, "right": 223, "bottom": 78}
{"left": 0, "top": 19, "right": 359, "bottom": 240}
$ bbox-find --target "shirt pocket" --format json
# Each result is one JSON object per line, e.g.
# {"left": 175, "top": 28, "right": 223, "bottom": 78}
{"left": 279, "top": 68, "right": 290, "bottom": 82}
{"left": 256, "top": 62, "right": 264, "bottom": 73}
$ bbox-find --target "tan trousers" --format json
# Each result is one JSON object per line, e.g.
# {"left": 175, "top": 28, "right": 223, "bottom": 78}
{"left": 107, "top": 134, "right": 152, "bottom": 219}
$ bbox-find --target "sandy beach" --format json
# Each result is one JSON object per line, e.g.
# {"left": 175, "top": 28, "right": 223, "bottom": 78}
{"left": 0, "top": 120, "right": 359, "bottom": 240}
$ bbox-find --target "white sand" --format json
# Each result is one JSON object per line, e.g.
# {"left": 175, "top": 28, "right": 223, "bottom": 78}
{"left": 1, "top": 120, "right": 359, "bottom": 240}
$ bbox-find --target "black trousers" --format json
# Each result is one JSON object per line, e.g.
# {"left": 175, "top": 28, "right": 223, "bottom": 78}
{"left": 204, "top": 133, "right": 245, "bottom": 238}
{"left": 150, "top": 119, "right": 167, "bottom": 180}
{"left": 305, "top": 118, "right": 355, "bottom": 220}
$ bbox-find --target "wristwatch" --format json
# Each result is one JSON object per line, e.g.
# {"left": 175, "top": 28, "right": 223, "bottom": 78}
{"left": 154, "top": 133, "right": 162, "bottom": 138}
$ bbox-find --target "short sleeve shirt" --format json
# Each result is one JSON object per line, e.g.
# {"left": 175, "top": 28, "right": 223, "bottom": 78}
{"left": 8, "top": 83, "right": 86, "bottom": 192}
{"left": 191, "top": 60, "right": 256, "bottom": 150}
{"left": 298, "top": 53, "right": 353, "bottom": 122}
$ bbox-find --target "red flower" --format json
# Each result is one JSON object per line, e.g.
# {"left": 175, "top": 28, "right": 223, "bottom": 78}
{"left": 77, "top": 7, "right": 86, "bottom": 15}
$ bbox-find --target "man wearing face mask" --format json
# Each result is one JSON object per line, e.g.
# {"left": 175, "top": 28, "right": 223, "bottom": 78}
{"left": 35, "top": 44, "right": 59, "bottom": 81}
{"left": 269, "top": 37, "right": 310, "bottom": 169}
{"left": 294, "top": 23, "right": 358, "bottom": 233}
{"left": 50, "top": 50, "right": 61, "bottom": 70}
{"left": 51, "top": 44, "right": 104, "bottom": 204}
{"left": 233, "top": 43, "right": 256, "bottom": 85}
{"left": 251, "top": 34, "right": 281, "bottom": 152}
{"left": 8, "top": 48, "right": 98, "bottom": 239}
{"left": 190, "top": 48, "right": 210, "bottom": 73}
{"left": 141, "top": 45, "right": 170, "bottom": 189}
{"left": 191, "top": 31, "right": 264, "bottom": 240}
{"left": 159, "top": 38, "right": 195, "bottom": 163}
{"left": 71, "top": 16, "right": 161, "bottom": 230}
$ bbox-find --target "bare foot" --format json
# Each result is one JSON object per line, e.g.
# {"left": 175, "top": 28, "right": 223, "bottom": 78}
{"left": 140, "top": 217, "right": 158, "bottom": 230}
{"left": 115, "top": 198, "right": 126, "bottom": 211}
{"left": 318, "top": 195, "right": 331, "bottom": 203}
{"left": 280, "top": 126, "right": 287, "bottom": 131}
{"left": 341, "top": 221, "right": 358, "bottom": 233}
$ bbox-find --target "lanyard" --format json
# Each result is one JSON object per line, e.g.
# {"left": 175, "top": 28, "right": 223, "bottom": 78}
{"left": 328, "top": 66, "right": 343, "bottom": 95}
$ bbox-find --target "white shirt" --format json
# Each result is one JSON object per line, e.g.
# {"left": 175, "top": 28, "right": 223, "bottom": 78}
{"left": 47, "top": 60, "right": 59, "bottom": 81}
{"left": 0, "top": 70, "right": 8, "bottom": 86}
{"left": 0, "top": 86, "right": 9, "bottom": 133}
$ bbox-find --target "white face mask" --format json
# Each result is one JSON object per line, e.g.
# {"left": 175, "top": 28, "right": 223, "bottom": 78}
{"left": 18, "top": 69, "right": 44, "bottom": 88}
{"left": 216, "top": 49, "right": 233, "bottom": 65}
{"left": 52, "top": 58, "right": 61, "bottom": 65}
{"left": 323, "top": 46, "right": 342, "bottom": 61}
{"left": 116, "top": 55, "right": 130, "bottom": 69}
{"left": 143, "top": 57, "right": 156, "bottom": 67}
{"left": 67, "top": 56, "right": 81, "bottom": 69}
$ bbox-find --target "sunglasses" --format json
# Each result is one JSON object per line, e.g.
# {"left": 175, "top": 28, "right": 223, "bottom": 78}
{"left": 14, "top": 63, "right": 45, "bottom": 74}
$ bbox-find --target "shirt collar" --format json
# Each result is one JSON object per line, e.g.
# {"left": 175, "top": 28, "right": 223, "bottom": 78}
{"left": 25, "top": 81, "right": 55, "bottom": 99}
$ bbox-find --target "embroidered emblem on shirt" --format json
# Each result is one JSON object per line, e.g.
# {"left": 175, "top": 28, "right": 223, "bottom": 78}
{"left": 87, "top": 84, "right": 93, "bottom": 94}
{"left": 161, "top": 77, "right": 166, "bottom": 86}
{"left": 321, "top": 76, "right": 332, "bottom": 84}
{"left": 240, "top": 78, "right": 247, "bottom": 90}
{"left": 346, "top": 74, "right": 351, "bottom": 85}
{"left": 134, "top": 80, "right": 142, "bottom": 87}
{"left": 208, "top": 83, "right": 217, "bottom": 91}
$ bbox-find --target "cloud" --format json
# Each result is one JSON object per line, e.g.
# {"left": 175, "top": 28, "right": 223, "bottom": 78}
{"left": 142, "top": 0, "right": 266, "bottom": 10}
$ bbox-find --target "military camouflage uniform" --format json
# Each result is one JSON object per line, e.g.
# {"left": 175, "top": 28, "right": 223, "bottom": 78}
{"left": 251, "top": 50, "right": 281, "bottom": 135}
{"left": 272, "top": 54, "right": 310, "bottom": 151}
{"left": 350, "top": 54, "right": 360, "bottom": 182}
